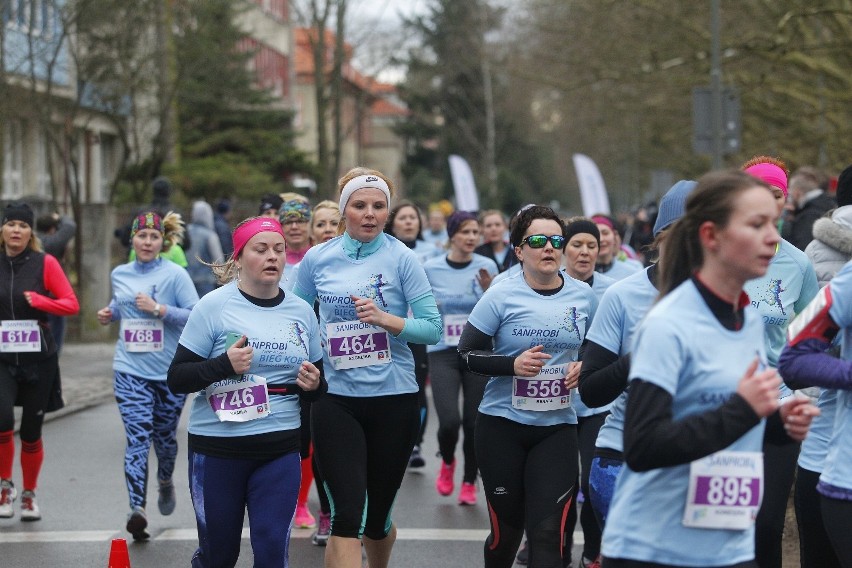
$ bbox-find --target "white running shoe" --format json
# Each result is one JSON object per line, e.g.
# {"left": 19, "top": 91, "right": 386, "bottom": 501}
{"left": 20, "top": 490, "right": 40, "bottom": 521}
{"left": 0, "top": 479, "right": 17, "bottom": 519}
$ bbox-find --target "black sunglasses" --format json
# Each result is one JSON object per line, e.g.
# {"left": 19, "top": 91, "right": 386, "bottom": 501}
{"left": 520, "top": 234, "right": 566, "bottom": 249}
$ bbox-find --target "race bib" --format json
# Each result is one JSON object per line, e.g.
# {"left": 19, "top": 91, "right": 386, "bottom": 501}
{"left": 512, "top": 364, "right": 571, "bottom": 411}
{"left": 326, "top": 320, "right": 391, "bottom": 370}
{"left": 683, "top": 450, "right": 763, "bottom": 530}
{"left": 443, "top": 314, "right": 467, "bottom": 347}
{"left": 206, "top": 374, "right": 270, "bottom": 422}
{"left": 121, "top": 318, "right": 164, "bottom": 352}
{"left": 0, "top": 320, "right": 41, "bottom": 353}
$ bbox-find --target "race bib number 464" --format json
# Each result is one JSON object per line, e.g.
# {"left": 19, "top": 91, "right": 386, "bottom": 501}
{"left": 326, "top": 320, "right": 391, "bottom": 370}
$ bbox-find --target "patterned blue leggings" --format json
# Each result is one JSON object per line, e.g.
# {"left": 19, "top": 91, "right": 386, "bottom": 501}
{"left": 589, "top": 455, "right": 624, "bottom": 527}
{"left": 114, "top": 371, "right": 186, "bottom": 509}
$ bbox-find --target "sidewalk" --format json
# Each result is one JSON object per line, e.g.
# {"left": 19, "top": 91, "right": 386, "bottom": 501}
{"left": 12, "top": 342, "right": 117, "bottom": 429}
{"left": 48, "top": 342, "right": 117, "bottom": 422}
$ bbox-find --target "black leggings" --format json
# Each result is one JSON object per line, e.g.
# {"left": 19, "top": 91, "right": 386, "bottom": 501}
{"left": 794, "top": 466, "right": 841, "bottom": 568}
{"left": 754, "top": 439, "right": 799, "bottom": 568}
{"left": 476, "top": 412, "right": 578, "bottom": 568}
{"left": 410, "top": 343, "right": 429, "bottom": 447}
{"left": 821, "top": 494, "right": 852, "bottom": 568}
{"left": 0, "top": 356, "right": 58, "bottom": 442}
{"left": 429, "top": 348, "right": 486, "bottom": 482}
{"left": 299, "top": 398, "right": 329, "bottom": 513}
{"left": 566, "top": 412, "right": 607, "bottom": 560}
{"left": 311, "top": 393, "right": 419, "bottom": 540}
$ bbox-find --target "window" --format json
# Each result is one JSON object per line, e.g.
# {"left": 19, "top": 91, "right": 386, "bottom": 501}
{"left": 99, "top": 134, "right": 118, "bottom": 203}
{"left": 35, "top": 128, "right": 52, "bottom": 198}
{"left": 5, "top": 0, "right": 54, "bottom": 37}
{"left": 3, "top": 120, "right": 24, "bottom": 199}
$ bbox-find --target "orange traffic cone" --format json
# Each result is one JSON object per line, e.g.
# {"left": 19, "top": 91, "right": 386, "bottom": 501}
{"left": 108, "top": 538, "right": 131, "bottom": 568}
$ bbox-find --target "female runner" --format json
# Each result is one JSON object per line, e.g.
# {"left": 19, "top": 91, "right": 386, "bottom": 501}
{"left": 600, "top": 170, "right": 817, "bottom": 568}
{"left": 423, "top": 210, "right": 498, "bottom": 505}
{"left": 168, "top": 217, "right": 324, "bottom": 567}
{"left": 459, "top": 205, "right": 596, "bottom": 568}
{"left": 293, "top": 167, "right": 441, "bottom": 568}
{"left": 0, "top": 203, "right": 79, "bottom": 521}
{"left": 97, "top": 211, "right": 198, "bottom": 540}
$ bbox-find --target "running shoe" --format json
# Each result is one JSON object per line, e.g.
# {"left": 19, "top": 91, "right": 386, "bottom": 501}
{"left": 294, "top": 503, "right": 316, "bottom": 528}
{"left": 458, "top": 482, "right": 477, "bottom": 505}
{"left": 516, "top": 539, "right": 528, "bottom": 565}
{"left": 436, "top": 459, "right": 455, "bottom": 496}
{"left": 580, "top": 555, "right": 602, "bottom": 568}
{"left": 20, "top": 490, "right": 40, "bottom": 521}
{"left": 126, "top": 506, "right": 150, "bottom": 541}
{"left": 408, "top": 445, "right": 426, "bottom": 468}
{"left": 158, "top": 479, "right": 176, "bottom": 516}
{"left": 312, "top": 511, "right": 331, "bottom": 546}
{"left": 0, "top": 479, "right": 17, "bottom": 519}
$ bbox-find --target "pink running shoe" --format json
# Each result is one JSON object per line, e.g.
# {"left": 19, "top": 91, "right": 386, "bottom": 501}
{"left": 436, "top": 460, "right": 456, "bottom": 496}
{"left": 294, "top": 503, "right": 316, "bottom": 528}
{"left": 458, "top": 482, "right": 477, "bottom": 505}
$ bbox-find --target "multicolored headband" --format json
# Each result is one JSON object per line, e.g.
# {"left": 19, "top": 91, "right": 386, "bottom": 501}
{"left": 744, "top": 163, "right": 788, "bottom": 197}
{"left": 339, "top": 174, "right": 391, "bottom": 214}
{"left": 232, "top": 217, "right": 284, "bottom": 259}
{"left": 130, "top": 212, "right": 164, "bottom": 238}
{"left": 279, "top": 199, "right": 312, "bottom": 223}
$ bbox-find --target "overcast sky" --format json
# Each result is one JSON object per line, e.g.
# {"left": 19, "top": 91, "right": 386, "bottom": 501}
{"left": 347, "top": 0, "right": 430, "bottom": 83}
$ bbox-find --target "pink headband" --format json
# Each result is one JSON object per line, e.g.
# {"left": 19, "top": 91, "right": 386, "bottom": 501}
{"left": 745, "top": 163, "right": 788, "bottom": 197}
{"left": 232, "top": 218, "right": 284, "bottom": 259}
{"left": 591, "top": 215, "right": 614, "bottom": 229}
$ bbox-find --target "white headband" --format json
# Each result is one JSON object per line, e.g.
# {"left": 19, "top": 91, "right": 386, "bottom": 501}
{"left": 339, "top": 175, "right": 391, "bottom": 214}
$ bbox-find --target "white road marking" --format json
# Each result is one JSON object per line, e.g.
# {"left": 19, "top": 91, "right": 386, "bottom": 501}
{"left": 0, "top": 527, "right": 584, "bottom": 544}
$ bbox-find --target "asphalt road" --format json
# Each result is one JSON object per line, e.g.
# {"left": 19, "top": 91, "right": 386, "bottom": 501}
{"left": 2, "top": 367, "right": 586, "bottom": 567}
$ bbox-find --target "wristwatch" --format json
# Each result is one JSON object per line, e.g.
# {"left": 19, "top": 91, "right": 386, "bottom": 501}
{"left": 152, "top": 303, "right": 161, "bottom": 318}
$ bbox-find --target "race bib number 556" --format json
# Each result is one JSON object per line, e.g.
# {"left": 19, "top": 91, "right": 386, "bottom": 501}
{"left": 512, "top": 364, "right": 571, "bottom": 411}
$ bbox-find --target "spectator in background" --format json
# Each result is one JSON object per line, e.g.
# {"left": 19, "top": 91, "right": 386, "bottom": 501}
{"left": 783, "top": 166, "right": 836, "bottom": 251}
{"left": 185, "top": 201, "right": 224, "bottom": 297}
{"left": 626, "top": 203, "right": 656, "bottom": 266}
{"left": 423, "top": 203, "right": 450, "bottom": 252}
{"left": 213, "top": 199, "right": 233, "bottom": 259}
{"left": 258, "top": 193, "right": 283, "bottom": 218}
{"left": 806, "top": 164, "right": 852, "bottom": 287}
{"left": 35, "top": 212, "right": 77, "bottom": 354}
